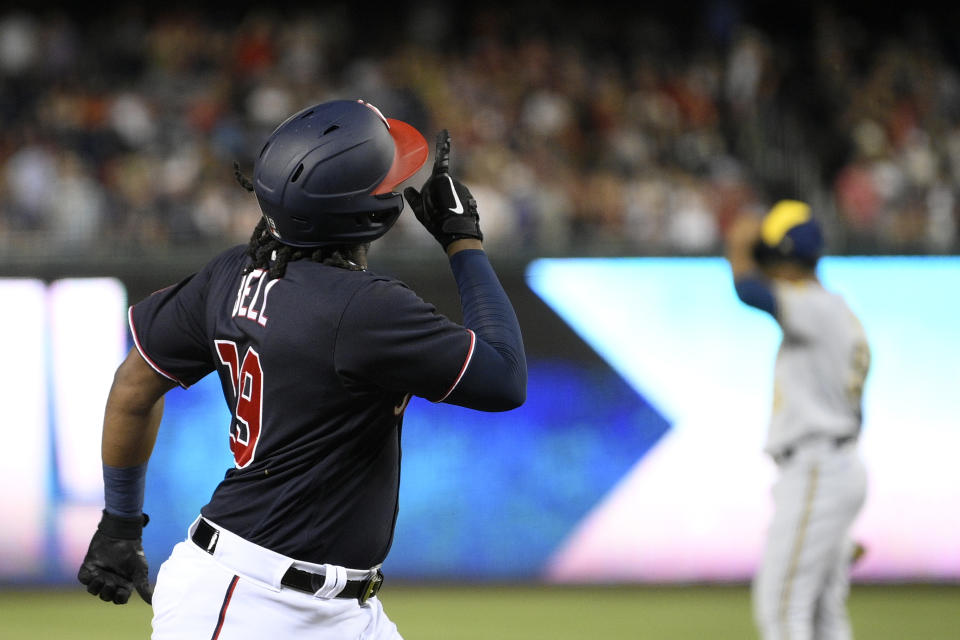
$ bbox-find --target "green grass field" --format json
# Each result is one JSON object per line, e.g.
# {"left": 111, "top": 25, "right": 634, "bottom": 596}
{"left": 1, "top": 584, "right": 957, "bottom": 639}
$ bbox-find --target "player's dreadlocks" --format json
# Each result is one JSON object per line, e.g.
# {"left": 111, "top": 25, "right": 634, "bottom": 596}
{"left": 234, "top": 162, "right": 367, "bottom": 278}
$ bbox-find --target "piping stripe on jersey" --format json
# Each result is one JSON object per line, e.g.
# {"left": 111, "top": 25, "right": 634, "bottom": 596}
{"left": 435, "top": 329, "right": 476, "bottom": 403}
{"left": 128, "top": 306, "right": 188, "bottom": 389}
{"left": 777, "top": 464, "right": 820, "bottom": 636}
{"left": 210, "top": 575, "right": 240, "bottom": 640}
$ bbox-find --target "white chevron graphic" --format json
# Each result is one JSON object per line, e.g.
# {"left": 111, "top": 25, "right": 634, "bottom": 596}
{"left": 525, "top": 257, "right": 960, "bottom": 582}
{"left": 526, "top": 258, "right": 776, "bottom": 581}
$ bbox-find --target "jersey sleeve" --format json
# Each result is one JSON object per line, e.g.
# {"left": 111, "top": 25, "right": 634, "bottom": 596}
{"left": 334, "top": 278, "right": 473, "bottom": 401}
{"left": 771, "top": 282, "right": 820, "bottom": 341}
{"left": 129, "top": 268, "right": 216, "bottom": 388}
{"left": 734, "top": 274, "right": 777, "bottom": 316}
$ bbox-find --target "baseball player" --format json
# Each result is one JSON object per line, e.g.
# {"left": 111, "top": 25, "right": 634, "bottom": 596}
{"left": 725, "top": 200, "right": 870, "bottom": 640}
{"left": 77, "top": 99, "right": 527, "bottom": 639}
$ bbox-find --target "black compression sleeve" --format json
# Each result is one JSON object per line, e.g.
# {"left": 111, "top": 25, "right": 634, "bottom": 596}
{"left": 444, "top": 249, "right": 527, "bottom": 411}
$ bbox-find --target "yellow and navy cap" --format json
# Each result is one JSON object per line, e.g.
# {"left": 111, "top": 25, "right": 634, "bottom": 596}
{"left": 754, "top": 199, "right": 824, "bottom": 266}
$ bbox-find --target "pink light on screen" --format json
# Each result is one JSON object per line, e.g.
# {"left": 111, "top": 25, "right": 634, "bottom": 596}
{"left": 0, "top": 279, "right": 49, "bottom": 576}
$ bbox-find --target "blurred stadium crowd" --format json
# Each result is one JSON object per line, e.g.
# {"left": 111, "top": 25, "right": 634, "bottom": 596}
{"left": 1, "top": 2, "right": 958, "bottom": 259}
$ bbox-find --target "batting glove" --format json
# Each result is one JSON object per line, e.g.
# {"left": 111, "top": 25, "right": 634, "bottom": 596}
{"left": 77, "top": 510, "right": 153, "bottom": 605}
{"left": 403, "top": 130, "right": 483, "bottom": 249}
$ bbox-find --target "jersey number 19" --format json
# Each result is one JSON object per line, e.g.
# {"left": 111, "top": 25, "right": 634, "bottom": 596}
{"left": 215, "top": 339, "right": 264, "bottom": 468}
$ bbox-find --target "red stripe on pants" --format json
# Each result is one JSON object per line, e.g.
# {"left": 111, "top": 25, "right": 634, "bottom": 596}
{"left": 210, "top": 575, "right": 240, "bottom": 640}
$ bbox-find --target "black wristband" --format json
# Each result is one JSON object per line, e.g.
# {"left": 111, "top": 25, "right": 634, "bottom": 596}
{"left": 98, "top": 510, "right": 150, "bottom": 539}
{"left": 439, "top": 212, "right": 483, "bottom": 246}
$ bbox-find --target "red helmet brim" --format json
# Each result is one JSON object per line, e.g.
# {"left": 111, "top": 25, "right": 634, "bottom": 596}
{"left": 372, "top": 118, "right": 429, "bottom": 195}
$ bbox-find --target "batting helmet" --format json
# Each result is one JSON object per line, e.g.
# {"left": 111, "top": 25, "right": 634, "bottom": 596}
{"left": 253, "top": 99, "right": 429, "bottom": 248}
{"left": 753, "top": 199, "right": 824, "bottom": 268}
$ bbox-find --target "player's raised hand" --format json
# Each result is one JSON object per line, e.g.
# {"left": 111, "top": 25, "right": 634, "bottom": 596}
{"left": 403, "top": 129, "right": 483, "bottom": 249}
{"left": 432, "top": 127, "right": 451, "bottom": 176}
{"left": 726, "top": 212, "right": 762, "bottom": 247}
{"left": 725, "top": 212, "right": 764, "bottom": 277}
{"left": 78, "top": 511, "right": 153, "bottom": 605}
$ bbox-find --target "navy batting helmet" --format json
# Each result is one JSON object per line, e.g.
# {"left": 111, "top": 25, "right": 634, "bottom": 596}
{"left": 752, "top": 199, "right": 824, "bottom": 268}
{"left": 253, "top": 99, "right": 428, "bottom": 248}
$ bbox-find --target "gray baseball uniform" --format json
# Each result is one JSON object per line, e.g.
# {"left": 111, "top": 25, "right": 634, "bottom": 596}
{"left": 752, "top": 279, "right": 870, "bottom": 640}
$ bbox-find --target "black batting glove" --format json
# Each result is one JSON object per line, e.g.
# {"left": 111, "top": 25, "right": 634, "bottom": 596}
{"left": 77, "top": 510, "right": 153, "bottom": 605}
{"left": 403, "top": 129, "right": 483, "bottom": 249}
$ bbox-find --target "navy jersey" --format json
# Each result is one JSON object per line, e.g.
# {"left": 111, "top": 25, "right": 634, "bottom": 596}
{"left": 130, "top": 245, "right": 478, "bottom": 568}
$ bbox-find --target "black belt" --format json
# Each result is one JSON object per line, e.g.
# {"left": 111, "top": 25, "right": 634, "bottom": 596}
{"left": 191, "top": 518, "right": 383, "bottom": 604}
{"left": 774, "top": 435, "right": 857, "bottom": 465}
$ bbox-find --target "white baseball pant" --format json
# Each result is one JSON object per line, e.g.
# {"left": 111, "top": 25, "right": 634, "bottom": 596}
{"left": 151, "top": 517, "right": 403, "bottom": 640}
{"left": 753, "top": 437, "right": 867, "bottom": 640}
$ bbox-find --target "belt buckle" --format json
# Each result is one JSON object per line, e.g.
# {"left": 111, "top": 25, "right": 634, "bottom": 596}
{"left": 358, "top": 569, "right": 383, "bottom": 604}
